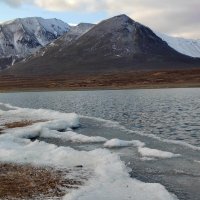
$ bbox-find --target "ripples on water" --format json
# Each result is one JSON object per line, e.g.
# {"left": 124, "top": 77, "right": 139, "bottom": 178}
{"left": 0, "top": 88, "right": 199, "bottom": 146}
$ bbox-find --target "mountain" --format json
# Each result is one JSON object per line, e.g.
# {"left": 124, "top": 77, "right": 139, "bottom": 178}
{"left": 31, "top": 23, "right": 95, "bottom": 60}
{"left": 0, "top": 17, "right": 70, "bottom": 69}
{"left": 155, "top": 32, "right": 200, "bottom": 58}
{"left": 4, "top": 14, "right": 200, "bottom": 77}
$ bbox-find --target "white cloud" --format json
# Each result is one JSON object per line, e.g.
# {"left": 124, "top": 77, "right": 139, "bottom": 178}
{"left": 1, "top": 0, "right": 200, "bottom": 39}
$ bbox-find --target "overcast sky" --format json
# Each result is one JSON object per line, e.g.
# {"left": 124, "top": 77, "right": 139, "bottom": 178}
{"left": 0, "top": 0, "right": 199, "bottom": 39}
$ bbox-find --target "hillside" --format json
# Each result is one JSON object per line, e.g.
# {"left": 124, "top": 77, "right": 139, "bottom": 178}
{"left": 0, "top": 14, "right": 199, "bottom": 91}
{"left": 4, "top": 15, "right": 200, "bottom": 76}
{"left": 0, "top": 17, "right": 70, "bottom": 69}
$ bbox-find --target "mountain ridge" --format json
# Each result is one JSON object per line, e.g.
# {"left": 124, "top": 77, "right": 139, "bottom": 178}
{"left": 0, "top": 14, "right": 199, "bottom": 91}
{"left": 155, "top": 32, "right": 200, "bottom": 58}
{"left": 0, "top": 15, "right": 200, "bottom": 71}
{"left": 4, "top": 14, "right": 199, "bottom": 77}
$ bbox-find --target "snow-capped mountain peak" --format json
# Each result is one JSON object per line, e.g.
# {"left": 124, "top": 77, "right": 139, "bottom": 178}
{"left": 0, "top": 15, "right": 200, "bottom": 71}
{"left": 155, "top": 32, "right": 200, "bottom": 58}
{"left": 0, "top": 17, "right": 70, "bottom": 64}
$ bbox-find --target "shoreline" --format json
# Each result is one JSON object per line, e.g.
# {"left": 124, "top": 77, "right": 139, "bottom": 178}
{"left": 0, "top": 83, "right": 200, "bottom": 93}
{"left": 0, "top": 69, "right": 200, "bottom": 93}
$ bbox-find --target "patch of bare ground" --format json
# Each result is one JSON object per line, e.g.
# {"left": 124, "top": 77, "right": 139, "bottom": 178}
{"left": 0, "top": 120, "right": 47, "bottom": 134}
{"left": 0, "top": 68, "right": 199, "bottom": 91}
{"left": 4, "top": 120, "right": 46, "bottom": 129}
{"left": 0, "top": 163, "right": 83, "bottom": 200}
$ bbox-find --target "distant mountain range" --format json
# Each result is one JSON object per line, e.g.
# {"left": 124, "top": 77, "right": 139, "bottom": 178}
{"left": 0, "top": 17, "right": 94, "bottom": 70}
{"left": 155, "top": 32, "right": 200, "bottom": 58}
{"left": 0, "top": 14, "right": 199, "bottom": 90}
{"left": 0, "top": 15, "right": 200, "bottom": 72}
{"left": 0, "top": 15, "right": 200, "bottom": 76}
{"left": 1, "top": 14, "right": 199, "bottom": 77}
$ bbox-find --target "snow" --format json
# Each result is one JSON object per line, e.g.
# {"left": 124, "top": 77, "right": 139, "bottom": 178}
{"left": 1, "top": 15, "right": 200, "bottom": 72}
{"left": 64, "top": 156, "right": 177, "bottom": 200}
{"left": 0, "top": 103, "right": 178, "bottom": 200}
{"left": 0, "top": 18, "right": 95, "bottom": 69}
{"left": 155, "top": 32, "right": 200, "bottom": 58}
{"left": 0, "top": 17, "right": 70, "bottom": 64}
{"left": 40, "top": 128, "right": 107, "bottom": 143}
{"left": 138, "top": 147, "right": 180, "bottom": 159}
{"left": 70, "top": 23, "right": 94, "bottom": 35}
{"left": 0, "top": 137, "right": 177, "bottom": 200}
{"left": 104, "top": 138, "right": 145, "bottom": 148}
{"left": 0, "top": 108, "right": 79, "bottom": 129}
{"left": 0, "top": 138, "right": 178, "bottom": 200}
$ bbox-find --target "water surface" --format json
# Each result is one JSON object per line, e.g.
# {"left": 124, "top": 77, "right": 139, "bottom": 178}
{"left": 0, "top": 88, "right": 200, "bottom": 200}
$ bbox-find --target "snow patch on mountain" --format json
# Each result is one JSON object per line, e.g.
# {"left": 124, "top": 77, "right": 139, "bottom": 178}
{"left": 155, "top": 32, "right": 200, "bottom": 58}
{"left": 0, "top": 17, "right": 70, "bottom": 58}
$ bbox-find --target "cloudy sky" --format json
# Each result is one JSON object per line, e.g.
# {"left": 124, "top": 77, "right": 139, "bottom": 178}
{"left": 0, "top": 0, "right": 199, "bottom": 39}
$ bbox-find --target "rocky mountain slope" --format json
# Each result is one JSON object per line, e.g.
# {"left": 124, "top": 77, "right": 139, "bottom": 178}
{"left": 31, "top": 23, "right": 94, "bottom": 59}
{"left": 0, "top": 17, "right": 70, "bottom": 69}
{"left": 0, "top": 17, "right": 95, "bottom": 70}
{"left": 4, "top": 14, "right": 199, "bottom": 77}
{"left": 1, "top": 15, "right": 200, "bottom": 72}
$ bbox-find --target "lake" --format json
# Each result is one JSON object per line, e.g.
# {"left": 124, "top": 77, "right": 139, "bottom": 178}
{"left": 0, "top": 88, "right": 199, "bottom": 200}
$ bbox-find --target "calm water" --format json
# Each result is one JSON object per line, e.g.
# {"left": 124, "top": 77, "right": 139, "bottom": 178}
{"left": 0, "top": 88, "right": 199, "bottom": 146}
{"left": 0, "top": 88, "right": 200, "bottom": 200}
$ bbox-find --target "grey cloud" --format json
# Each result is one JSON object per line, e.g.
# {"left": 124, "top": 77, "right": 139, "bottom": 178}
{"left": 1, "top": 0, "right": 31, "bottom": 7}
{"left": 1, "top": 0, "right": 200, "bottom": 38}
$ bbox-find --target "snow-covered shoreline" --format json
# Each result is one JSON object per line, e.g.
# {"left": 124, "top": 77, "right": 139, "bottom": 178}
{"left": 0, "top": 103, "right": 178, "bottom": 200}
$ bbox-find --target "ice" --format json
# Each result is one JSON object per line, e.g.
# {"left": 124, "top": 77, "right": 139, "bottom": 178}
{"left": 0, "top": 138, "right": 177, "bottom": 200}
{"left": 2, "top": 118, "right": 106, "bottom": 144}
{"left": 136, "top": 132, "right": 200, "bottom": 151}
{"left": 41, "top": 128, "right": 107, "bottom": 143}
{"left": 104, "top": 138, "right": 145, "bottom": 148}
{"left": 0, "top": 103, "right": 178, "bottom": 200}
{"left": 86, "top": 115, "right": 200, "bottom": 151}
{"left": 64, "top": 149, "right": 177, "bottom": 200}
{"left": 0, "top": 105, "right": 79, "bottom": 128}
{"left": 138, "top": 147, "right": 180, "bottom": 159}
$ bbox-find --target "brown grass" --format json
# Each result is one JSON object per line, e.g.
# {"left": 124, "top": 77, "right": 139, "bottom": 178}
{"left": 0, "top": 163, "right": 83, "bottom": 199}
{"left": 0, "top": 120, "right": 47, "bottom": 134}
{"left": 0, "top": 68, "right": 200, "bottom": 91}
{"left": 4, "top": 120, "right": 46, "bottom": 129}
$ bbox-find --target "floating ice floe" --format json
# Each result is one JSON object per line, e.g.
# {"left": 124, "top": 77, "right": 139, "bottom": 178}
{"left": 138, "top": 147, "right": 181, "bottom": 159}
{"left": 104, "top": 138, "right": 145, "bottom": 148}
{"left": 41, "top": 128, "right": 107, "bottom": 143}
